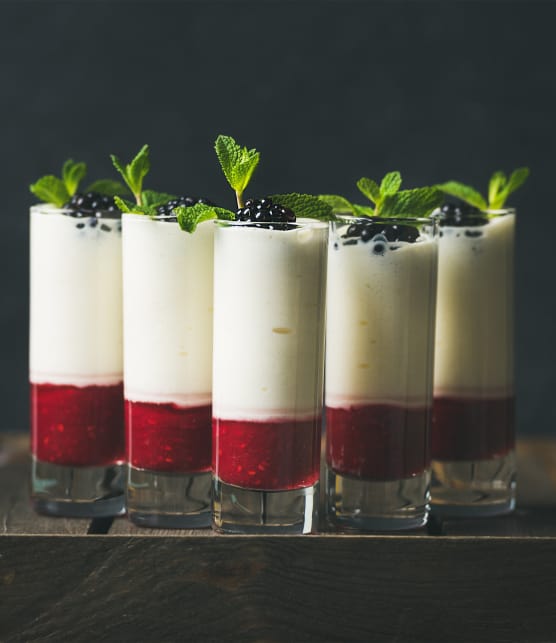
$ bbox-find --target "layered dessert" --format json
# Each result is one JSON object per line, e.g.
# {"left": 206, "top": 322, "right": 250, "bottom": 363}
{"left": 212, "top": 212, "right": 328, "bottom": 492}
{"left": 325, "top": 219, "right": 438, "bottom": 483}
{"left": 432, "top": 208, "right": 515, "bottom": 462}
{"left": 30, "top": 198, "right": 124, "bottom": 468}
{"left": 122, "top": 212, "right": 214, "bottom": 475}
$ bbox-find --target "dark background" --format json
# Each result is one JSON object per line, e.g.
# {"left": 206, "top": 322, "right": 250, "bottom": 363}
{"left": 1, "top": 1, "right": 554, "bottom": 434}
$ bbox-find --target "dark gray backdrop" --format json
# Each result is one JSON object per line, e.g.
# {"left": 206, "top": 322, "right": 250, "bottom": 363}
{"left": 2, "top": 1, "right": 554, "bottom": 434}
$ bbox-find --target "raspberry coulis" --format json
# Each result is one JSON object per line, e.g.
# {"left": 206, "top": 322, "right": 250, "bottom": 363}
{"left": 126, "top": 401, "right": 211, "bottom": 473}
{"left": 326, "top": 404, "right": 430, "bottom": 481}
{"left": 213, "top": 416, "right": 321, "bottom": 490}
{"left": 31, "top": 382, "right": 124, "bottom": 467}
{"left": 431, "top": 396, "right": 515, "bottom": 461}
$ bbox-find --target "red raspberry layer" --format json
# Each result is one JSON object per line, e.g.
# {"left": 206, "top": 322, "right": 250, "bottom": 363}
{"left": 213, "top": 416, "right": 321, "bottom": 491}
{"left": 126, "top": 401, "right": 211, "bottom": 473}
{"left": 31, "top": 382, "right": 124, "bottom": 467}
{"left": 431, "top": 396, "right": 515, "bottom": 461}
{"left": 326, "top": 404, "right": 430, "bottom": 481}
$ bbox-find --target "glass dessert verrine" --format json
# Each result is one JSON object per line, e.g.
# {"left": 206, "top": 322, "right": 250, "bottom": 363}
{"left": 201, "top": 134, "right": 333, "bottom": 533}
{"left": 111, "top": 143, "right": 216, "bottom": 527}
{"left": 30, "top": 198, "right": 125, "bottom": 516}
{"left": 431, "top": 206, "right": 516, "bottom": 515}
{"left": 122, "top": 212, "right": 214, "bottom": 528}
{"left": 325, "top": 215, "right": 438, "bottom": 530}
{"left": 320, "top": 172, "right": 443, "bottom": 531}
{"left": 430, "top": 167, "right": 529, "bottom": 516}
{"left": 212, "top": 217, "right": 328, "bottom": 533}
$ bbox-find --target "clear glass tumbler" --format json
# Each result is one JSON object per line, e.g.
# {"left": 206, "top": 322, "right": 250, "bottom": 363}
{"left": 431, "top": 209, "right": 516, "bottom": 516}
{"left": 30, "top": 204, "right": 125, "bottom": 517}
{"left": 212, "top": 219, "right": 328, "bottom": 533}
{"left": 122, "top": 214, "right": 214, "bottom": 528}
{"left": 325, "top": 216, "right": 438, "bottom": 531}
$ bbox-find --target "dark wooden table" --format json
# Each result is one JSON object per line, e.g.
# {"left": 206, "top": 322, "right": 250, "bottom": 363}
{"left": 1, "top": 433, "right": 555, "bottom": 642}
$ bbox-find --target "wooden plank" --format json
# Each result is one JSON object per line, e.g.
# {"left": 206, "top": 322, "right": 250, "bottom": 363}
{"left": 1, "top": 535, "right": 555, "bottom": 642}
{"left": 109, "top": 516, "right": 215, "bottom": 537}
{"left": 0, "top": 433, "right": 91, "bottom": 535}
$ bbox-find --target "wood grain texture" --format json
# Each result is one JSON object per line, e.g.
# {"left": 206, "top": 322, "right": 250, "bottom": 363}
{"left": 109, "top": 516, "right": 215, "bottom": 537}
{"left": 1, "top": 435, "right": 556, "bottom": 641}
{"left": 1, "top": 535, "right": 556, "bottom": 642}
{"left": 0, "top": 433, "right": 90, "bottom": 536}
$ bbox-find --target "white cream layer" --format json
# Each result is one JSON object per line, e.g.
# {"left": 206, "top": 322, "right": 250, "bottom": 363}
{"left": 326, "top": 230, "right": 438, "bottom": 408}
{"left": 434, "top": 214, "right": 514, "bottom": 397}
{"left": 212, "top": 220, "right": 328, "bottom": 421}
{"left": 122, "top": 215, "right": 213, "bottom": 406}
{"left": 29, "top": 205, "right": 123, "bottom": 386}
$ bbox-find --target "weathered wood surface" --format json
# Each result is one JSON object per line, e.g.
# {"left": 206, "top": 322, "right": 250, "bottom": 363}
{"left": 1, "top": 433, "right": 556, "bottom": 642}
{"left": 2, "top": 535, "right": 556, "bottom": 642}
{"left": 0, "top": 433, "right": 90, "bottom": 536}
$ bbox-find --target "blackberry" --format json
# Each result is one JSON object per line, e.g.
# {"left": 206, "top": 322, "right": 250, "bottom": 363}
{"left": 343, "top": 221, "right": 419, "bottom": 244}
{"left": 438, "top": 203, "right": 488, "bottom": 227}
{"left": 235, "top": 197, "right": 296, "bottom": 229}
{"left": 63, "top": 191, "right": 119, "bottom": 219}
{"left": 155, "top": 195, "right": 214, "bottom": 221}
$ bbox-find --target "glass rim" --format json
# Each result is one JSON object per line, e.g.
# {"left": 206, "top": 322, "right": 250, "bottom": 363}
{"left": 215, "top": 217, "right": 329, "bottom": 230}
{"left": 331, "top": 213, "right": 437, "bottom": 226}
{"left": 121, "top": 211, "right": 179, "bottom": 223}
{"left": 430, "top": 206, "right": 517, "bottom": 220}
{"left": 30, "top": 203, "right": 122, "bottom": 218}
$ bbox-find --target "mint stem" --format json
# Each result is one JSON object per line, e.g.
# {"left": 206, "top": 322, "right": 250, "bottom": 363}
{"left": 236, "top": 190, "right": 244, "bottom": 209}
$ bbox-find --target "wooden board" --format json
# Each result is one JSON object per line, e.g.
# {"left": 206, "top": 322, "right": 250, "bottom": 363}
{"left": 2, "top": 433, "right": 556, "bottom": 642}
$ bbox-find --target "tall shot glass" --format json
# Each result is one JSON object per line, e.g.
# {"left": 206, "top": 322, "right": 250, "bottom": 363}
{"left": 123, "top": 214, "right": 214, "bottom": 528}
{"left": 325, "top": 216, "right": 438, "bottom": 530}
{"left": 30, "top": 204, "right": 125, "bottom": 516}
{"left": 431, "top": 208, "right": 516, "bottom": 516}
{"left": 212, "top": 219, "right": 328, "bottom": 533}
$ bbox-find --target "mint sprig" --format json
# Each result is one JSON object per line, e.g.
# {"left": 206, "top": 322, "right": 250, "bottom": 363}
{"left": 62, "top": 159, "right": 87, "bottom": 197}
{"left": 113, "top": 190, "right": 175, "bottom": 217}
{"left": 85, "top": 179, "right": 129, "bottom": 197}
{"left": 214, "top": 135, "right": 260, "bottom": 207}
{"left": 110, "top": 144, "right": 150, "bottom": 205}
{"left": 320, "top": 171, "right": 442, "bottom": 219}
{"left": 30, "top": 158, "right": 87, "bottom": 206}
{"left": 175, "top": 203, "right": 235, "bottom": 233}
{"left": 437, "top": 167, "right": 529, "bottom": 210}
{"left": 269, "top": 193, "right": 334, "bottom": 221}
{"left": 30, "top": 175, "right": 70, "bottom": 207}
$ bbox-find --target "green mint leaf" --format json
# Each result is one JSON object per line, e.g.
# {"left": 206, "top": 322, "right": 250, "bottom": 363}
{"left": 215, "top": 135, "right": 260, "bottom": 205}
{"left": 437, "top": 181, "right": 488, "bottom": 210}
{"left": 61, "top": 159, "right": 87, "bottom": 196}
{"left": 270, "top": 193, "right": 335, "bottom": 221}
{"left": 490, "top": 167, "right": 529, "bottom": 208}
{"left": 488, "top": 171, "right": 507, "bottom": 208}
{"left": 141, "top": 190, "right": 177, "bottom": 208}
{"left": 318, "top": 194, "right": 357, "bottom": 215}
{"left": 114, "top": 195, "right": 139, "bottom": 213}
{"left": 380, "top": 171, "right": 402, "bottom": 197}
{"left": 352, "top": 203, "right": 376, "bottom": 217}
{"left": 110, "top": 144, "right": 150, "bottom": 205}
{"left": 30, "top": 175, "right": 70, "bottom": 207}
{"left": 175, "top": 203, "right": 235, "bottom": 233}
{"left": 85, "top": 179, "right": 130, "bottom": 197}
{"left": 356, "top": 177, "right": 381, "bottom": 204}
{"left": 380, "top": 187, "right": 443, "bottom": 218}
{"left": 129, "top": 144, "right": 150, "bottom": 195}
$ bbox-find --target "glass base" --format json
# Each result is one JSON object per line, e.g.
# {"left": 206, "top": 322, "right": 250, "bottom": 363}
{"left": 430, "top": 451, "right": 516, "bottom": 517}
{"left": 127, "top": 466, "right": 211, "bottom": 528}
{"left": 32, "top": 456, "right": 125, "bottom": 518}
{"left": 325, "top": 467, "right": 430, "bottom": 532}
{"left": 212, "top": 478, "right": 319, "bottom": 534}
